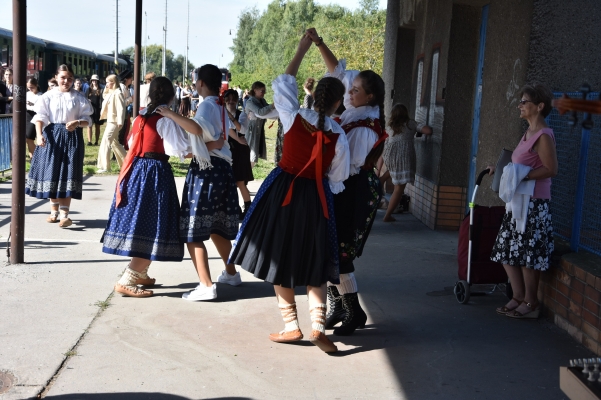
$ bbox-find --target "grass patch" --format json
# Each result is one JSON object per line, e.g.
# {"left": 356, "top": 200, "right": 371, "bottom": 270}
{"left": 63, "top": 350, "right": 77, "bottom": 357}
{"left": 94, "top": 300, "right": 111, "bottom": 311}
{"left": 19, "top": 119, "right": 281, "bottom": 181}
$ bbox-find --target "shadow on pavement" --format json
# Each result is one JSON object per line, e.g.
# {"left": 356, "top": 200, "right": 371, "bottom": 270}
{"left": 45, "top": 393, "right": 252, "bottom": 400}
{"left": 152, "top": 281, "right": 280, "bottom": 302}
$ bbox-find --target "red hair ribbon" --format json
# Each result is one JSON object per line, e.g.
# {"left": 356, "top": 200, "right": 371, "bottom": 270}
{"left": 115, "top": 117, "right": 146, "bottom": 207}
{"left": 281, "top": 130, "right": 331, "bottom": 219}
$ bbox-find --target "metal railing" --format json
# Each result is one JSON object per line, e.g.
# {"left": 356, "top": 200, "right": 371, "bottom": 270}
{"left": 0, "top": 114, "right": 12, "bottom": 172}
{"left": 548, "top": 91, "right": 601, "bottom": 256}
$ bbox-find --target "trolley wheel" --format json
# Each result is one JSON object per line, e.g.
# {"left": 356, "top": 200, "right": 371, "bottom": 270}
{"left": 505, "top": 282, "right": 513, "bottom": 300}
{"left": 454, "top": 280, "right": 470, "bottom": 304}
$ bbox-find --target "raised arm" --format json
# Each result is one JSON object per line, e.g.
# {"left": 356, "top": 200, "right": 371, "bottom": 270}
{"left": 306, "top": 28, "right": 338, "bottom": 73}
{"left": 285, "top": 33, "right": 313, "bottom": 77}
{"left": 155, "top": 105, "right": 203, "bottom": 135}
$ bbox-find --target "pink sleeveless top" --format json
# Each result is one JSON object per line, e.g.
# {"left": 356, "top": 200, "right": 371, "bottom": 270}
{"left": 511, "top": 128, "right": 555, "bottom": 199}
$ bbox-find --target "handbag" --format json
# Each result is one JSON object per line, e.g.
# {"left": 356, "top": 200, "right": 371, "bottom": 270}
{"left": 491, "top": 148, "right": 513, "bottom": 193}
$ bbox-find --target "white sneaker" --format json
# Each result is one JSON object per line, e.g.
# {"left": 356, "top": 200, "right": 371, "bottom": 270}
{"left": 182, "top": 283, "right": 217, "bottom": 301}
{"left": 217, "top": 270, "right": 242, "bottom": 286}
{"left": 96, "top": 169, "right": 107, "bottom": 174}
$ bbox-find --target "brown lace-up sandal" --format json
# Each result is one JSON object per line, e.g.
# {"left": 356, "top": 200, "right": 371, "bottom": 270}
{"left": 507, "top": 301, "right": 540, "bottom": 319}
{"left": 496, "top": 298, "right": 522, "bottom": 316}
{"left": 114, "top": 284, "right": 153, "bottom": 298}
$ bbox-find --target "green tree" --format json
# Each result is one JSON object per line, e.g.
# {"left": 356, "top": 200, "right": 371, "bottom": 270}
{"left": 228, "top": 0, "right": 385, "bottom": 102}
{"left": 121, "top": 45, "right": 195, "bottom": 83}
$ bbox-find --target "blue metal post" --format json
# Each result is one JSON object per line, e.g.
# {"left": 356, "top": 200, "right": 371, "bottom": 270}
{"left": 571, "top": 117, "right": 591, "bottom": 251}
{"left": 467, "top": 5, "right": 489, "bottom": 210}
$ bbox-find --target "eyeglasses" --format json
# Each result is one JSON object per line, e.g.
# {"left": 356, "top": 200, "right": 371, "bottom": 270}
{"left": 518, "top": 99, "right": 533, "bottom": 105}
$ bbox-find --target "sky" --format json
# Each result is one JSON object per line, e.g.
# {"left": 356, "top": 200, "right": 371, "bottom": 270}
{"left": 0, "top": 0, "right": 387, "bottom": 69}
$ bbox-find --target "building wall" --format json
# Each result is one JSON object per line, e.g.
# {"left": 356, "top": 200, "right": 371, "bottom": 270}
{"left": 474, "top": 0, "right": 534, "bottom": 206}
{"left": 527, "top": 0, "right": 601, "bottom": 90}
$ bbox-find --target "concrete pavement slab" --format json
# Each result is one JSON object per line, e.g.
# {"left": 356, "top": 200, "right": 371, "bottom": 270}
{"left": 0, "top": 176, "right": 594, "bottom": 399}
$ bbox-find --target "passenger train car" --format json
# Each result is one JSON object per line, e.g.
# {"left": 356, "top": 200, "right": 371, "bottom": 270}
{"left": 0, "top": 27, "right": 130, "bottom": 90}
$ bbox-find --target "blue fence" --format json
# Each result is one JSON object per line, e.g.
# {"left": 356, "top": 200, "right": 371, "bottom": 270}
{"left": 0, "top": 114, "right": 12, "bottom": 172}
{"left": 547, "top": 91, "right": 601, "bottom": 256}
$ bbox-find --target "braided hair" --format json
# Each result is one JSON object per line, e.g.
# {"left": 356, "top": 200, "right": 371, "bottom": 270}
{"left": 144, "top": 76, "right": 175, "bottom": 118}
{"left": 358, "top": 70, "right": 386, "bottom": 167}
{"left": 196, "top": 64, "right": 222, "bottom": 94}
{"left": 313, "top": 77, "right": 345, "bottom": 131}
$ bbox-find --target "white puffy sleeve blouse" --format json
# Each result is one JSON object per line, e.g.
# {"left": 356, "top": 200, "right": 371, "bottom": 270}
{"left": 31, "top": 88, "right": 93, "bottom": 128}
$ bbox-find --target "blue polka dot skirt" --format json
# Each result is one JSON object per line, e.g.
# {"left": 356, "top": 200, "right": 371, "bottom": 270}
{"left": 229, "top": 167, "right": 340, "bottom": 288}
{"left": 179, "top": 157, "right": 240, "bottom": 242}
{"left": 26, "top": 123, "right": 85, "bottom": 199}
{"left": 101, "top": 157, "right": 184, "bottom": 261}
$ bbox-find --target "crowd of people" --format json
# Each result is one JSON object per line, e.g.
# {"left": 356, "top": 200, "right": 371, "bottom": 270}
{"left": 2, "top": 26, "right": 557, "bottom": 352}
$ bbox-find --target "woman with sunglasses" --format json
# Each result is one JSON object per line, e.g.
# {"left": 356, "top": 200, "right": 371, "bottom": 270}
{"left": 489, "top": 84, "right": 557, "bottom": 320}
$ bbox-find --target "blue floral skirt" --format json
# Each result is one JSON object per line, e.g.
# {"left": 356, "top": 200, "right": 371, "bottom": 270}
{"left": 179, "top": 157, "right": 240, "bottom": 242}
{"left": 26, "top": 123, "right": 84, "bottom": 199}
{"left": 490, "top": 199, "right": 554, "bottom": 271}
{"left": 101, "top": 157, "right": 184, "bottom": 261}
{"left": 229, "top": 167, "right": 340, "bottom": 288}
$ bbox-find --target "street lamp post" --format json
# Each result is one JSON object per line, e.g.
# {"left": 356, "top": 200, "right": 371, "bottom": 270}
{"left": 162, "top": 0, "right": 167, "bottom": 76}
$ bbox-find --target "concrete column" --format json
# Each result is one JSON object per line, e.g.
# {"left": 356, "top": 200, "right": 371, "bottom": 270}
{"left": 382, "top": 0, "right": 401, "bottom": 117}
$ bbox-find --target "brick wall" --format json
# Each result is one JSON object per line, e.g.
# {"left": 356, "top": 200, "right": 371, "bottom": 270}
{"left": 539, "top": 245, "right": 601, "bottom": 355}
{"left": 406, "top": 174, "right": 467, "bottom": 230}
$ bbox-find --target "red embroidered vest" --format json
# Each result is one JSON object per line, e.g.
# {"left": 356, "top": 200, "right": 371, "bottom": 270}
{"left": 277, "top": 114, "right": 340, "bottom": 218}
{"left": 130, "top": 113, "right": 166, "bottom": 156}
{"left": 341, "top": 117, "right": 388, "bottom": 169}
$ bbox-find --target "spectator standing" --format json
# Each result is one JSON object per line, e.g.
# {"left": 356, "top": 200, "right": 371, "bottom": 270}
{"left": 25, "top": 64, "right": 93, "bottom": 228}
{"left": 117, "top": 70, "right": 133, "bottom": 147}
{"left": 25, "top": 78, "right": 42, "bottom": 157}
{"left": 302, "top": 77, "right": 315, "bottom": 109}
{"left": 96, "top": 74, "right": 126, "bottom": 173}
{"left": 173, "top": 81, "right": 182, "bottom": 112}
{"left": 245, "top": 81, "right": 276, "bottom": 165}
{"left": 0, "top": 68, "right": 14, "bottom": 113}
{"left": 179, "top": 84, "right": 191, "bottom": 117}
{"left": 190, "top": 88, "right": 200, "bottom": 117}
{"left": 87, "top": 75, "right": 104, "bottom": 146}
{"left": 139, "top": 72, "right": 156, "bottom": 111}
{"left": 490, "top": 84, "right": 557, "bottom": 320}
{"left": 82, "top": 77, "right": 90, "bottom": 96}
{"left": 73, "top": 78, "right": 84, "bottom": 93}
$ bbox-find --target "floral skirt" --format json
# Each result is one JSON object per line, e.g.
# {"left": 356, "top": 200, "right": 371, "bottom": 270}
{"left": 179, "top": 157, "right": 240, "bottom": 242}
{"left": 334, "top": 169, "right": 382, "bottom": 274}
{"left": 490, "top": 199, "right": 554, "bottom": 271}
{"left": 26, "top": 123, "right": 84, "bottom": 199}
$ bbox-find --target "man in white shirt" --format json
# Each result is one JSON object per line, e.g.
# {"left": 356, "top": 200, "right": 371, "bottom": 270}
{"left": 118, "top": 70, "right": 134, "bottom": 147}
{"left": 139, "top": 72, "right": 156, "bottom": 110}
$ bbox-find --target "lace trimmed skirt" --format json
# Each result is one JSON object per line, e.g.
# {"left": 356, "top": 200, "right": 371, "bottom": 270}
{"left": 490, "top": 199, "right": 554, "bottom": 271}
{"left": 179, "top": 157, "right": 240, "bottom": 242}
{"left": 101, "top": 157, "right": 184, "bottom": 261}
{"left": 26, "top": 123, "right": 85, "bottom": 199}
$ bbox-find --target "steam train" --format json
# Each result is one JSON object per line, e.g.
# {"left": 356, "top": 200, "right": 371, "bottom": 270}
{"left": 0, "top": 27, "right": 130, "bottom": 91}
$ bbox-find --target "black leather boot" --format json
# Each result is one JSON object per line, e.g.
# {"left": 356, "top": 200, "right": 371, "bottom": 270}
{"left": 325, "top": 286, "right": 345, "bottom": 329}
{"left": 333, "top": 292, "right": 367, "bottom": 336}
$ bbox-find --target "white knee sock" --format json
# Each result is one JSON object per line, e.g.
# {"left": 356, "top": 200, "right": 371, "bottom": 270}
{"left": 118, "top": 268, "right": 141, "bottom": 287}
{"left": 335, "top": 273, "right": 358, "bottom": 295}
{"left": 309, "top": 303, "right": 327, "bottom": 333}
{"left": 59, "top": 206, "right": 69, "bottom": 220}
{"left": 278, "top": 303, "right": 300, "bottom": 332}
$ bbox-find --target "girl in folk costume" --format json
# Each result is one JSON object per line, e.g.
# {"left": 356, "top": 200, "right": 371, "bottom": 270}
{"left": 102, "top": 77, "right": 195, "bottom": 298}
{"left": 229, "top": 34, "right": 350, "bottom": 353}
{"left": 308, "top": 28, "right": 388, "bottom": 336}
{"left": 178, "top": 64, "right": 243, "bottom": 301}
{"left": 26, "top": 64, "right": 93, "bottom": 228}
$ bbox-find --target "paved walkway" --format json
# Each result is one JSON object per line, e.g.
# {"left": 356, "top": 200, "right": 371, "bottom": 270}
{"left": 0, "top": 175, "right": 591, "bottom": 399}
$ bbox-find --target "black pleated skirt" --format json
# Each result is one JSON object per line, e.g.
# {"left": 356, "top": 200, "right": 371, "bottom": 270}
{"left": 229, "top": 167, "right": 339, "bottom": 288}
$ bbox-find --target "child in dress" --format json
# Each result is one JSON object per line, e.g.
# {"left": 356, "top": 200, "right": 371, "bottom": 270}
{"left": 230, "top": 34, "right": 350, "bottom": 353}
{"left": 167, "top": 64, "right": 243, "bottom": 301}
{"left": 308, "top": 27, "right": 389, "bottom": 336}
{"left": 380, "top": 104, "right": 432, "bottom": 222}
{"left": 103, "top": 77, "right": 206, "bottom": 298}
{"left": 26, "top": 64, "right": 93, "bottom": 228}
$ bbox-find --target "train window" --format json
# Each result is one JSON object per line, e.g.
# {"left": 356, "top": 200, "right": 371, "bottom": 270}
{"left": 38, "top": 51, "right": 43, "bottom": 71}
{"left": 1, "top": 44, "right": 7, "bottom": 65}
{"left": 28, "top": 48, "right": 35, "bottom": 70}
